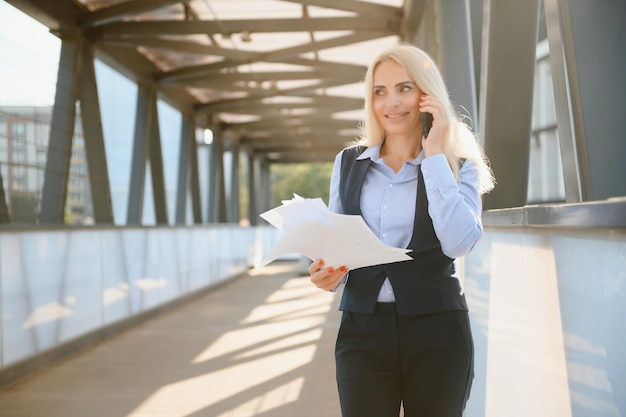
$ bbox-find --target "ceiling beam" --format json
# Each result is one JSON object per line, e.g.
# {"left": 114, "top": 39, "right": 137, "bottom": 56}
{"left": 197, "top": 91, "right": 363, "bottom": 113}
{"left": 79, "top": 0, "right": 186, "bottom": 27}
{"left": 278, "top": 0, "right": 401, "bottom": 19}
{"left": 99, "top": 17, "right": 400, "bottom": 37}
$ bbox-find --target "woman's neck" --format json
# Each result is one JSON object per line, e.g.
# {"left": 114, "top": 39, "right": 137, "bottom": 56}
{"left": 380, "top": 134, "right": 422, "bottom": 173}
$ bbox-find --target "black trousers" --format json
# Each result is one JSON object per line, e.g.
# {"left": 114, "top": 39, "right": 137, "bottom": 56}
{"left": 335, "top": 304, "right": 474, "bottom": 417}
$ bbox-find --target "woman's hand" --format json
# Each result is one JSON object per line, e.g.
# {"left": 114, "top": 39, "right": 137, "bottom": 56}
{"left": 419, "top": 95, "right": 448, "bottom": 157}
{"left": 308, "top": 259, "right": 348, "bottom": 291}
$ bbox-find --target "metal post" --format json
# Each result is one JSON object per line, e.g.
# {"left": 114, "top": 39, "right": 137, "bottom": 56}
{"left": 39, "top": 37, "right": 82, "bottom": 224}
{"left": 479, "top": 0, "right": 541, "bottom": 209}
{"left": 544, "top": 0, "right": 626, "bottom": 201}
{"left": 127, "top": 85, "right": 152, "bottom": 225}
{"left": 436, "top": 0, "right": 479, "bottom": 126}
{"left": 79, "top": 44, "right": 114, "bottom": 224}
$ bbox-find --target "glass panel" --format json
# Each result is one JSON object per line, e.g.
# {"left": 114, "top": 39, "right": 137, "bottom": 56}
{"left": 157, "top": 100, "right": 182, "bottom": 225}
{"left": 0, "top": 3, "right": 60, "bottom": 224}
{"left": 96, "top": 60, "right": 138, "bottom": 225}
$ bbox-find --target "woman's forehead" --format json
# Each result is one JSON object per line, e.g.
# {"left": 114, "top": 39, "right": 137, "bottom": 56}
{"left": 373, "top": 60, "right": 412, "bottom": 84}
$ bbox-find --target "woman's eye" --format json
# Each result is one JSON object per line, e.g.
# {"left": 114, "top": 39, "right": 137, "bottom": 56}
{"left": 400, "top": 85, "right": 412, "bottom": 92}
{"left": 374, "top": 89, "right": 385, "bottom": 96}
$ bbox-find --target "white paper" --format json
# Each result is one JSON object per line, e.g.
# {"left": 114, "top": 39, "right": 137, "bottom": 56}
{"left": 259, "top": 194, "right": 412, "bottom": 270}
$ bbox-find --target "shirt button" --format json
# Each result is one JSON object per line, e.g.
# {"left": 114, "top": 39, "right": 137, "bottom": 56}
{"left": 388, "top": 184, "right": 393, "bottom": 188}
{"left": 382, "top": 233, "right": 388, "bottom": 238}
{"left": 383, "top": 205, "right": 388, "bottom": 210}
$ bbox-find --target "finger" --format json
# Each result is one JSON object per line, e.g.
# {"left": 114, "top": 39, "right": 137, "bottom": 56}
{"left": 308, "top": 258, "right": 324, "bottom": 275}
{"left": 310, "top": 265, "right": 348, "bottom": 291}
{"left": 312, "top": 273, "right": 342, "bottom": 291}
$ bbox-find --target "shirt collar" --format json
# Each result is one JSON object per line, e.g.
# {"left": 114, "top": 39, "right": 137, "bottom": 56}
{"left": 357, "top": 143, "right": 426, "bottom": 165}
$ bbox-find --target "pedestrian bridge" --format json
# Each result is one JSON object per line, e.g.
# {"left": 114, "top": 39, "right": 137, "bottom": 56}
{"left": 0, "top": 1, "right": 625, "bottom": 416}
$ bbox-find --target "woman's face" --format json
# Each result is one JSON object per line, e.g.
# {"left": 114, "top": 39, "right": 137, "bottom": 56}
{"left": 372, "top": 60, "right": 422, "bottom": 138}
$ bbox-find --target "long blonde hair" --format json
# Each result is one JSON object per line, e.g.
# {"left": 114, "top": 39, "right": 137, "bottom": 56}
{"left": 359, "top": 43, "right": 495, "bottom": 194}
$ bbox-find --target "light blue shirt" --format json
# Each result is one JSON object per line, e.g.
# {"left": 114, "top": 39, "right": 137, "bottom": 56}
{"left": 328, "top": 145, "right": 483, "bottom": 302}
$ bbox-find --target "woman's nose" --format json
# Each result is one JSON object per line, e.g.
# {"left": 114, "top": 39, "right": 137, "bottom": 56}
{"left": 387, "top": 92, "right": 400, "bottom": 106}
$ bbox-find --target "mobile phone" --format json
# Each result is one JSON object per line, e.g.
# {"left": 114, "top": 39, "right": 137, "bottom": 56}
{"left": 421, "top": 112, "right": 433, "bottom": 139}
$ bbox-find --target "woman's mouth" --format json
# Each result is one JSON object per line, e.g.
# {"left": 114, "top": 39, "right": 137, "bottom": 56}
{"left": 385, "top": 113, "right": 408, "bottom": 120}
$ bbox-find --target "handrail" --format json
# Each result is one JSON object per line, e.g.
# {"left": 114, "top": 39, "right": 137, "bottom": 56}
{"left": 482, "top": 197, "right": 626, "bottom": 229}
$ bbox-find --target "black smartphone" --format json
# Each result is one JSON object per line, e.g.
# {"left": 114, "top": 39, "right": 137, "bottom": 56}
{"left": 421, "top": 112, "right": 433, "bottom": 139}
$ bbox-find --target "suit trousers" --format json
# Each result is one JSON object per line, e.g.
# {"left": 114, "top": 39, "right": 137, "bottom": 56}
{"left": 335, "top": 303, "right": 474, "bottom": 417}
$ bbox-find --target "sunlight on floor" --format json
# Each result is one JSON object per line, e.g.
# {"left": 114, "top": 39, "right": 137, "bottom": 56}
{"left": 128, "top": 273, "right": 335, "bottom": 417}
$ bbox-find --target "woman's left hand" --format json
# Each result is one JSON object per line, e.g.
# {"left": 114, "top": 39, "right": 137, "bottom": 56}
{"left": 419, "top": 95, "right": 448, "bottom": 157}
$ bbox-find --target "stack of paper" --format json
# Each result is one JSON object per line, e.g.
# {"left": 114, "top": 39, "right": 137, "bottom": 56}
{"left": 259, "top": 194, "right": 412, "bottom": 270}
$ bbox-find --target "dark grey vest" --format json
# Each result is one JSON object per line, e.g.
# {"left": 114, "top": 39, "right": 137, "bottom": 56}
{"left": 338, "top": 145, "right": 468, "bottom": 315}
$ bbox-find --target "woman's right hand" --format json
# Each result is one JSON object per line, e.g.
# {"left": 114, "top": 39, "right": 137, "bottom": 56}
{"left": 308, "top": 259, "right": 348, "bottom": 291}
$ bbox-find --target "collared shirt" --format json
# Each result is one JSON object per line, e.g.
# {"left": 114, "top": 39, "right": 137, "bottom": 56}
{"left": 328, "top": 145, "right": 483, "bottom": 302}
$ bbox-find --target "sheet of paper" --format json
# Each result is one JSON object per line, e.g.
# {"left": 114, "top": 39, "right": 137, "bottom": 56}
{"left": 259, "top": 194, "right": 412, "bottom": 270}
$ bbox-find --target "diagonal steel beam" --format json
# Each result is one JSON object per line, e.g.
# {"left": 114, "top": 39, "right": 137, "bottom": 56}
{"left": 154, "top": 32, "right": 378, "bottom": 83}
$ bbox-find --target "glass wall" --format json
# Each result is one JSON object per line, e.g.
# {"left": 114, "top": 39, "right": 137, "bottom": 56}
{"left": 0, "top": 3, "right": 194, "bottom": 226}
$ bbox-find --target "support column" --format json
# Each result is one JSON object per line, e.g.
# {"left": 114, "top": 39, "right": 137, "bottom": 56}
{"left": 544, "top": 0, "right": 626, "bottom": 202}
{"left": 176, "top": 115, "right": 202, "bottom": 224}
{"left": 207, "top": 124, "right": 227, "bottom": 223}
{"left": 127, "top": 86, "right": 151, "bottom": 224}
{"left": 479, "top": 0, "right": 541, "bottom": 209}
{"left": 228, "top": 140, "right": 240, "bottom": 223}
{"left": 188, "top": 119, "right": 203, "bottom": 224}
{"left": 436, "top": 0, "right": 478, "bottom": 126}
{"left": 147, "top": 98, "right": 168, "bottom": 224}
{"left": 39, "top": 35, "right": 114, "bottom": 224}
{"left": 247, "top": 152, "right": 257, "bottom": 226}
{"left": 79, "top": 45, "right": 114, "bottom": 224}
{"left": 39, "top": 37, "right": 82, "bottom": 224}
{"left": 0, "top": 170, "right": 9, "bottom": 223}
{"left": 259, "top": 158, "right": 271, "bottom": 215}
{"left": 128, "top": 85, "right": 169, "bottom": 224}
{"left": 206, "top": 129, "right": 216, "bottom": 223}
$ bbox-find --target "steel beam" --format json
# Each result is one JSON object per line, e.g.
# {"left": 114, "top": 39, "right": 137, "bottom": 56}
{"left": 176, "top": 114, "right": 202, "bottom": 224}
{"left": 479, "top": 0, "right": 541, "bottom": 209}
{"left": 127, "top": 85, "right": 152, "bottom": 224}
{"left": 437, "top": 0, "right": 478, "bottom": 127}
{"left": 79, "top": 45, "right": 114, "bottom": 224}
{"left": 39, "top": 37, "right": 81, "bottom": 224}
{"left": 147, "top": 97, "right": 168, "bottom": 225}
{"left": 207, "top": 125, "right": 227, "bottom": 223}
{"left": 544, "top": 0, "right": 626, "bottom": 202}
{"left": 247, "top": 153, "right": 257, "bottom": 226}
{"left": 0, "top": 170, "right": 9, "bottom": 223}
{"left": 175, "top": 114, "right": 191, "bottom": 225}
{"left": 228, "top": 141, "right": 240, "bottom": 224}
{"left": 100, "top": 17, "right": 399, "bottom": 38}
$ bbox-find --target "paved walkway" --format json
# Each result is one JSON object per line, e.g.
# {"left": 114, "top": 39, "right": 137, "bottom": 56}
{"left": 0, "top": 261, "right": 342, "bottom": 417}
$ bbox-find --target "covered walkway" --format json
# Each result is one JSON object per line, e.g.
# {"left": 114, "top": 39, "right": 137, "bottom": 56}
{"left": 0, "top": 261, "right": 342, "bottom": 417}
{"left": 1, "top": 0, "right": 626, "bottom": 416}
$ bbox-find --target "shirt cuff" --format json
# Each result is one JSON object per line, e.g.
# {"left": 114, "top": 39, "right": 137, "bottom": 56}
{"left": 421, "top": 154, "right": 457, "bottom": 189}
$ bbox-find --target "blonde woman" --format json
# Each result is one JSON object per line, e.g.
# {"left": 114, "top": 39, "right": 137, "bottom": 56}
{"left": 309, "top": 43, "right": 494, "bottom": 417}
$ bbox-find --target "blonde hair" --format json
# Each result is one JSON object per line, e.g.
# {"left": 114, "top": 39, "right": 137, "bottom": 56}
{"left": 359, "top": 43, "right": 495, "bottom": 194}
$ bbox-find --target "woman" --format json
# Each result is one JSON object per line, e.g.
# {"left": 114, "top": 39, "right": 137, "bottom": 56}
{"left": 308, "top": 43, "right": 495, "bottom": 417}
